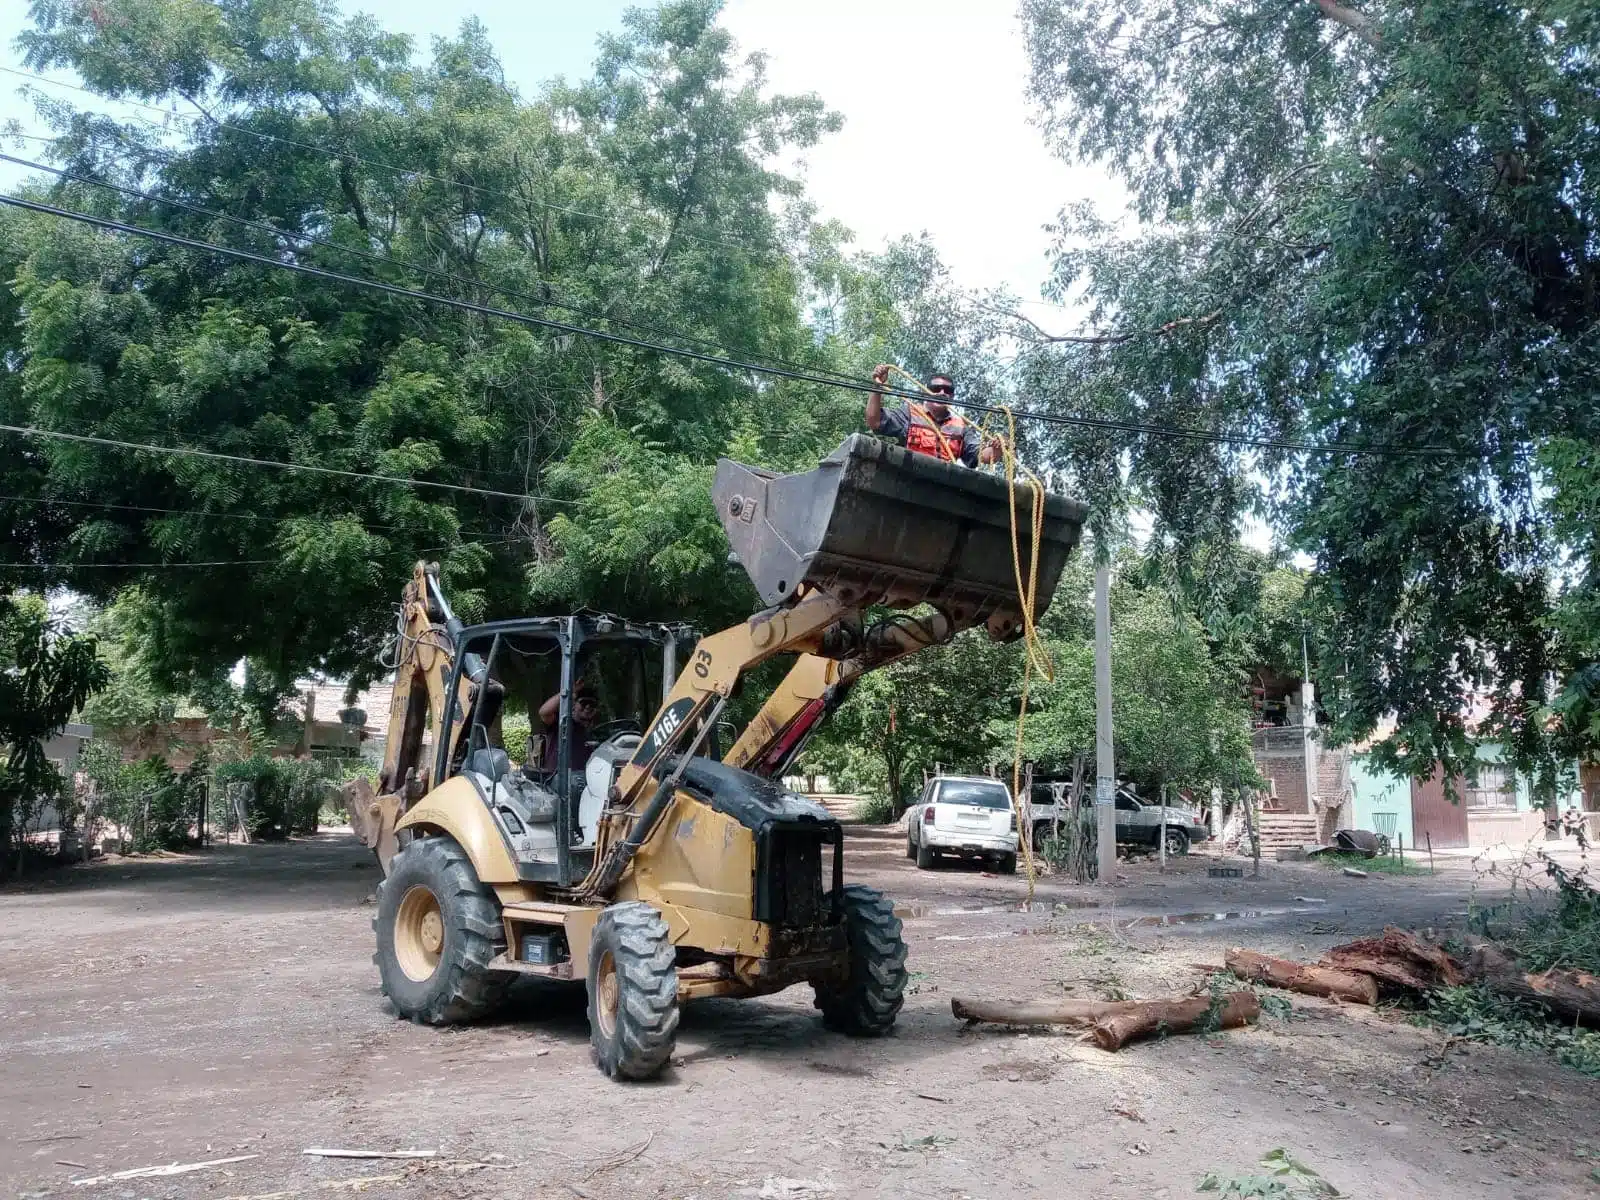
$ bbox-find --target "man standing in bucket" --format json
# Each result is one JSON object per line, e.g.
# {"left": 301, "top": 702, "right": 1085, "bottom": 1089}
{"left": 865, "top": 365, "right": 1000, "bottom": 467}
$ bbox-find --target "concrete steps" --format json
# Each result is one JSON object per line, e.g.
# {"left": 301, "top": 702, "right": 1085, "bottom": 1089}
{"left": 1259, "top": 813, "right": 1319, "bottom": 849}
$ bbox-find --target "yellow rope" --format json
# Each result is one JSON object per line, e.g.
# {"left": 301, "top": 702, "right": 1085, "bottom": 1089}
{"left": 871, "top": 367, "right": 1055, "bottom": 899}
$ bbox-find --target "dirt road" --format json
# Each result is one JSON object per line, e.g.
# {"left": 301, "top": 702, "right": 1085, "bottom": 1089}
{"left": 3, "top": 828, "right": 1595, "bottom": 1199}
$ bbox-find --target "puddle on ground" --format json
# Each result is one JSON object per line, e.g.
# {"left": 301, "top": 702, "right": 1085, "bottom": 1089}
{"left": 1122, "top": 907, "right": 1319, "bottom": 928}
{"left": 895, "top": 899, "right": 1102, "bottom": 919}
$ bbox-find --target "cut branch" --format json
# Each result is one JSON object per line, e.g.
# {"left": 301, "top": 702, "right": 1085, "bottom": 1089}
{"left": 1089, "top": 991, "right": 1261, "bottom": 1050}
{"left": 1225, "top": 948, "right": 1378, "bottom": 1003}
{"left": 951, "top": 996, "right": 1145, "bottom": 1026}
{"left": 990, "top": 303, "right": 1224, "bottom": 346}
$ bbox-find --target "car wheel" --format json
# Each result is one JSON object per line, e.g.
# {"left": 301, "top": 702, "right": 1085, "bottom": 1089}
{"left": 1163, "top": 827, "right": 1190, "bottom": 857}
{"left": 915, "top": 840, "right": 936, "bottom": 870}
{"left": 905, "top": 831, "right": 916, "bottom": 860}
{"left": 996, "top": 853, "right": 1018, "bottom": 875}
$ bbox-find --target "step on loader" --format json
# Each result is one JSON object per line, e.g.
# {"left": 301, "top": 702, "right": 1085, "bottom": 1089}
{"left": 345, "top": 434, "right": 1087, "bottom": 1079}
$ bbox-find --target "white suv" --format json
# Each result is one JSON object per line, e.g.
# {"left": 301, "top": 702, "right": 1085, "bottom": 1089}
{"left": 906, "top": 775, "right": 1018, "bottom": 873}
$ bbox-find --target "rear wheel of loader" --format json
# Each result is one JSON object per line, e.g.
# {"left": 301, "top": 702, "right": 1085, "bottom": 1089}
{"left": 375, "top": 835, "right": 510, "bottom": 1025}
{"left": 587, "top": 902, "right": 679, "bottom": 1081}
{"left": 814, "top": 885, "right": 908, "bottom": 1036}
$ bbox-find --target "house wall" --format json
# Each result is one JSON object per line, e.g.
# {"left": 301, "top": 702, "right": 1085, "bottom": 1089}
{"left": 1348, "top": 755, "right": 1412, "bottom": 842}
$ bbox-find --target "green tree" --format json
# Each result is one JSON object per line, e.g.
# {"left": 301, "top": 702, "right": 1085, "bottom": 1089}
{"left": 0, "top": 591, "right": 110, "bottom": 862}
{"left": 2, "top": 0, "right": 843, "bottom": 711}
{"left": 1014, "top": 583, "right": 1256, "bottom": 794}
{"left": 1019, "top": 0, "right": 1600, "bottom": 787}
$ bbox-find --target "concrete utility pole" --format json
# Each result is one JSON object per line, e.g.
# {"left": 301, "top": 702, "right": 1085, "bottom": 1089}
{"left": 1095, "top": 560, "right": 1117, "bottom": 882}
{"left": 1301, "top": 631, "right": 1319, "bottom": 831}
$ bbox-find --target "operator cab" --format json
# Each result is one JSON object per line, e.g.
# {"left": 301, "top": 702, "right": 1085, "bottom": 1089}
{"left": 435, "top": 612, "right": 700, "bottom": 886}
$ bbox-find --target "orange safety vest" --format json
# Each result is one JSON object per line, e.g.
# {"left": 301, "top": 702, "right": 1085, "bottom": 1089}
{"left": 905, "top": 407, "right": 967, "bottom": 463}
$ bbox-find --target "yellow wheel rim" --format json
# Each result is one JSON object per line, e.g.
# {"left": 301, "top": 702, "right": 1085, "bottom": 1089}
{"left": 394, "top": 885, "right": 444, "bottom": 982}
{"left": 596, "top": 950, "right": 619, "bottom": 1039}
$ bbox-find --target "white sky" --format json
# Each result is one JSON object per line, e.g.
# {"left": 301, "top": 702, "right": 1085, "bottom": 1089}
{"left": 721, "top": 0, "right": 1119, "bottom": 315}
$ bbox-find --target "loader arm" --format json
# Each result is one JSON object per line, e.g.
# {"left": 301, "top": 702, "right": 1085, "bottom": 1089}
{"left": 579, "top": 435, "right": 1087, "bottom": 899}
{"left": 724, "top": 611, "right": 963, "bottom": 778}
{"left": 345, "top": 562, "right": 480, "bottom": 874}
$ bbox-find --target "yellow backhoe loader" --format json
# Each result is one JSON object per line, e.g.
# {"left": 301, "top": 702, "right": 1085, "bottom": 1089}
{"left": 346, "top": 435, "right": 1086, "bottom": 1079}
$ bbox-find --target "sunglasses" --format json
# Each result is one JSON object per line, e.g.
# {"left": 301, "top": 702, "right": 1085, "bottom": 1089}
{"left": 927, "top": 383, "right": 955, "bottom": 396}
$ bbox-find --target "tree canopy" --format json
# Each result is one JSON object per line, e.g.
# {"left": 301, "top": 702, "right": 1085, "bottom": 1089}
{"left": 1017, "top": 0, "right": 1600, "bottom": 785}
{"left": 1, "top": 0, "right": 856, "bottom": 707}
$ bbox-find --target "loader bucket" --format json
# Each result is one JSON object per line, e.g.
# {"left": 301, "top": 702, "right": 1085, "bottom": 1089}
{"left": 713, "top": 434, "right": 1089, "bottom": 640}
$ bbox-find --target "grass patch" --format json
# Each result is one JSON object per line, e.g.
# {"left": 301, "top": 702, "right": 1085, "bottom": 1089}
{"left": 1316, "top": 850, "right": 1428, "bottom": 875}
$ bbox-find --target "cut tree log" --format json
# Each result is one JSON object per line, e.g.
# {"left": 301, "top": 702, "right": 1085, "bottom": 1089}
{"left": 1089, "top": 991, "right": 1260, "bottom": 1051}
{"left": 1459, "top": 937, "right": 1600, "bottom": 1027}
{"left": 950, "top": 997, "right": 1144, "bottom": 1026}
{"left": 1519, "top": 968, "right": 1600, "bottom": 1027}
{"left": 1321, "top": 927, "right": 1463, "bottom": 992}
{"left": 1224, "top": 948, "right": 1378, "bottom": 1004}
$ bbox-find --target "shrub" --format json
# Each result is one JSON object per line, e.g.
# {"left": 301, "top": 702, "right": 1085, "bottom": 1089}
{"left": 859, "top": 793, "right": 896, "bottom": 824}
{"left": 214, "top": 756, "right": 328, "bottom": 840}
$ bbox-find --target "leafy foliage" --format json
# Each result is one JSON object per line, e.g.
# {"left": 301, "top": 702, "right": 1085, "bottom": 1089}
{"left": 0, "top": 590, "right": 109, "bottom": 863}
{"left": 214, "top": 754, "right": 326, "bottom": 840}
{"left": 1426, "top": 985, "right": 1600, "bottom": 1078}
{"left": 1019, "top": 0, "right": 1600, "bottom": 784}
{"left": 2, "top": 0, "right": 845, "bottom": 713}
{"left": 1197, "top": 1148, "right": 1340, "bottom": 1198}
{"left": 1427, "top": 855, "right": 1600, "bottom": 1076}
{"left": 1015, "top": 571, "right": 1258, "bottom": 793}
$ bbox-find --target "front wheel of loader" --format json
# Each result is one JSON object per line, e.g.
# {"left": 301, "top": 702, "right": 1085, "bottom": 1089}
{"left": 814, "top": 885, "right": 908, "bottom": 1036}
{"left": 587, "top": 902, "right": 680, "bottom": 1081}
{"left": 374, "top": 835, "right": 510, "bottom": 1025}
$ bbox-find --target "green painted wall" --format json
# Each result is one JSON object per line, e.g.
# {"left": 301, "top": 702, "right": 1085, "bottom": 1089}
{"left": 1348, "top": 754, "right": 1412, "bottom": 840}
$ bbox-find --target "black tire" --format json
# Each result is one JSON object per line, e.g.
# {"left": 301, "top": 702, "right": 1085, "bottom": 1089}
{"left": 1032, "top": 824, "right": 1052, "bottom": 855}
{"left": 586, "top": 901, "right": 679, "bottom": 1080}
{"left": 814, "top": 885, "right": 908, "bottom": 1036}
{"left": 996, "top": 852, "right": 1018, "bottom": 875}
{"left": 915, "top": 839, "right": 936, "bottom": 870}
{"left": 1163, "top": 826, "right": 1190, "bottom": 857}
{"left": 905, "top": 833, "right": 916, "bottom": 860}
{"left": 374, "top": 834, "right": 511, "bottom": 1024}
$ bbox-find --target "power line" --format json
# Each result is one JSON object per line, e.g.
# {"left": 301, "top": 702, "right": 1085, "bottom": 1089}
{"left": 0, "top": 192, "right": 1462, "bottom": 459}
{"left": 0, "top": 492, "right": 502, "bottom": 537}
{"left": 0, "top": 420, "right": 565, "bottom": 503}
{"left": 0, "top": 558, "right": 275, "bottom": 569}
{"left": 0, "top": 150, "right": 868, "bottom": 390}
